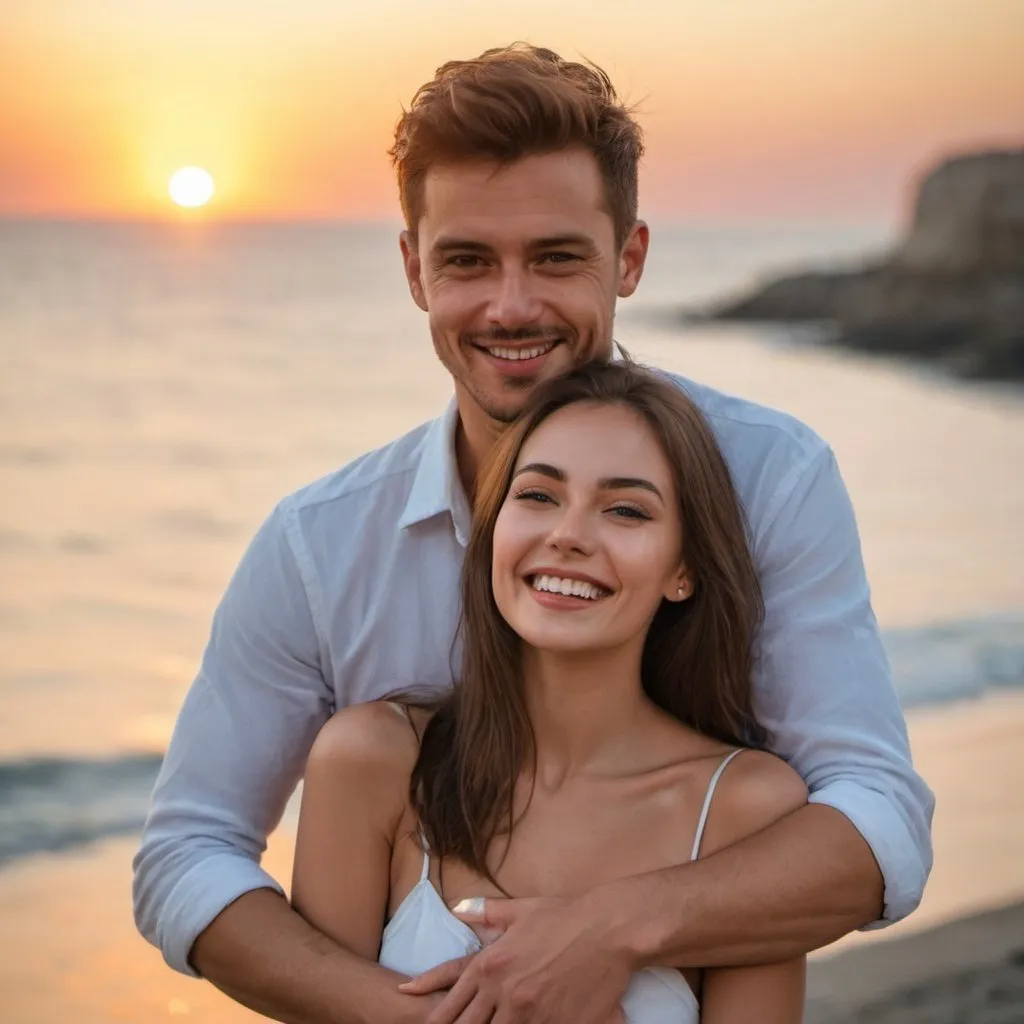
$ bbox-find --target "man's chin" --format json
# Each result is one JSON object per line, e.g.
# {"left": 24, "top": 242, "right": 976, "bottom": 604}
{"left": 471, "top": 347, "right": 601, "bottom": 422}
{"left": 476, "top": 380, "right": 546, "bottom": 424}
{"left": 484, "top": 400, "right": 531, "bottom": 425}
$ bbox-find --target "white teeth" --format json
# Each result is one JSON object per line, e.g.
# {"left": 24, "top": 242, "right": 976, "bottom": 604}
{"left": 530, "top": 574, "right": 605, "bottom": 601}
{"left": 487, "top": 342, "right": 556, "bottom": 361}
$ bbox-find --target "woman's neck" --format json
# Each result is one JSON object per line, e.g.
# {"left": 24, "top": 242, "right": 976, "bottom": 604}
{"left": 521, "top": 643, "right": 650, "bottom": 788}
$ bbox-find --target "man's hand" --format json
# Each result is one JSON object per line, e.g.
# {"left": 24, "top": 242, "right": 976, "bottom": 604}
{"left": 399, "top": 896, "right": 633, "bottom": 1024}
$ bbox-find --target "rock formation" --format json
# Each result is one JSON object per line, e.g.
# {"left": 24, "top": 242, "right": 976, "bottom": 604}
{"left": 703, "top": 150, "right": 1024, "bottom": 380}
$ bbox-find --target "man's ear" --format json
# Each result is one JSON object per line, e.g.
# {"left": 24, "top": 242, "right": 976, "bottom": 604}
{"left": 400, "top": 230, "right": 428, "bottom": 312}
{"left": 617, "top": 220, "right": 650, "bottom": 299}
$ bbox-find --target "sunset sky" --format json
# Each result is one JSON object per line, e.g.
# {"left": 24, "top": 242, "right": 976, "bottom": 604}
{"left": 2, "top": 0, "right": 1022, "bottom": 225}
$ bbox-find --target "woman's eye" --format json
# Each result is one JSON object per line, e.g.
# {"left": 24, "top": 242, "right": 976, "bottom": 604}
{"left": 514, "top": 489, "right": 554, "bottom": 505}
{"left": 609, "top": 505, "right": 651, "bottom": 521}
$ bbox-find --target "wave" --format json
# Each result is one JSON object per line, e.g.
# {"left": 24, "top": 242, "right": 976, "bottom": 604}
{"left": 883, "top": 614, "right": 1024, "bottom": 708}
{"left": 1, "top": 614, "right": 1021, "bottom": 870}
{"left": 0, "top": 753, "right": 163, "bottom": 866}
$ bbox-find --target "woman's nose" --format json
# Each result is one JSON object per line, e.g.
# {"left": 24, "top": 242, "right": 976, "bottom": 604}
{"left": 545, "top": 506, "right": 595, "bottom": 555}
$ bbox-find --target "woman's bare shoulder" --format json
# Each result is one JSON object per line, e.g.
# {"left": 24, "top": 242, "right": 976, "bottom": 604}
{"left": 699, "top": 748, "right": 809, "bottom": 857}
{"left": 305, "top": 700, "right": 422, "bottom": 786}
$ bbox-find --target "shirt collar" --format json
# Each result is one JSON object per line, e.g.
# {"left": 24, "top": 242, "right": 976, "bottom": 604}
{"left": 399, "top": 345, "right": 625, "bottom": 545}
{"left": 398, "top": 396, "right": 472, "bottom": 546}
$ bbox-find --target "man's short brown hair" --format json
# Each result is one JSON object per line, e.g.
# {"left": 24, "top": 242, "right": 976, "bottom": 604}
{"left": 390, "top": 43, "right": 644, "bottom": 247}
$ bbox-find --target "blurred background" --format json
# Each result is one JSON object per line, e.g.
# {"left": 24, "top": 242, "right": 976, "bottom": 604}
{"left": 1, "top": 2, "right": 1022, "bottom": 1021}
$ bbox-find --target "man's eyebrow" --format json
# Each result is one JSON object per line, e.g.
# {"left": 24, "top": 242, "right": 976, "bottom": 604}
{"left": 513, "top": 462, "right": 564, "bottom": 482}
{"left": 531, "top": 233, "right": 597, "bottom": 250}
{"left": 431, "top": 237, "right": 494, "bottom": 254}
{"left": 431, "top": 234, "right": 597, "bottom": 254}
{"left": 513, "top": 464, "right": 663, "bottom": 501}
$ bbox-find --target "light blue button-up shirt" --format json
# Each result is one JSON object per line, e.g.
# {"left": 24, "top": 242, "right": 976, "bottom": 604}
{"left": 132, "top": 370, "right": 935, "bottom": 976}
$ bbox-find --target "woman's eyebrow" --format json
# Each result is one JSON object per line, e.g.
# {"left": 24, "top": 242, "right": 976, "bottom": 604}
{"left": 598, "top": 476, "right": 663, "bottom": 500}
{"left": 513, "top": 462, "right": 564, "bottom": 481}
{"left": 513, "top": 464, "right": 662, "bottom": 500}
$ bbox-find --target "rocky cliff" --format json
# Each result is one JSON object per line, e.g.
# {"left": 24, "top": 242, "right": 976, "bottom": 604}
{"left": 704, "top": 150, "right": 1024, "bottom": 380}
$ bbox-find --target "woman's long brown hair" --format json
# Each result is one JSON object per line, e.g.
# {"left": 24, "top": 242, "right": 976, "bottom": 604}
{"left": 405, "top": 360, "right": 765, "bottom": 886}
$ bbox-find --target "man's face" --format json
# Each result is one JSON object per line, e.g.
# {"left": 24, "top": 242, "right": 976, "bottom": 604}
{"left": 401, "top": 148, "right": 649, "bottom": 425}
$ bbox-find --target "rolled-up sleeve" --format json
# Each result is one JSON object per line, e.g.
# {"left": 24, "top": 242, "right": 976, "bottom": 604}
{"left": 754, "top": 446, "right": 935, "bottom": 926}
{"left": 132, "top": 499, "right": 334, "bottom": 975}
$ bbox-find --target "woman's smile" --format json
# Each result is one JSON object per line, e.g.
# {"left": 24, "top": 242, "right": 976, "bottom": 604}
{"left": 526, "top": 571, "right": 614, "bottom": 609}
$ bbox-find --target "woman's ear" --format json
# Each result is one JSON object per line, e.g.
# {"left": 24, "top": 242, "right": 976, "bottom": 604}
{"left": 666, "top": 568, "right": 693, "bottom": 602}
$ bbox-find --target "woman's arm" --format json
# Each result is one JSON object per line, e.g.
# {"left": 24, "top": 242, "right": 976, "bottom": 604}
{"left": 701, "top": 960, "right": 806, "bottom": 1024}
{"left": 291, "top": 700, "right": 418, "bottom": 960}
{"left": 698, "top": 750, "right": 809, "bottom": 1023}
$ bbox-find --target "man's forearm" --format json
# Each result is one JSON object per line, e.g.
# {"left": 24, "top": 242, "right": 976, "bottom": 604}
{"left": 191, "top": 889, "right": 438, "bottom": 1024}
{"left": 595, "top": 804, "right": 883, "bottom": 968}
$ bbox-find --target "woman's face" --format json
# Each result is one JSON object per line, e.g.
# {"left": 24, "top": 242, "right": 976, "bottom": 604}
{"left": 491, "top": 401, "right": 690, "bottom": 655}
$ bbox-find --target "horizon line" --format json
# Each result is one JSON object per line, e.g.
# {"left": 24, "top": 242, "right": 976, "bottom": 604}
{"left": 0, "top": 212, "right": 895, "bottom": 231}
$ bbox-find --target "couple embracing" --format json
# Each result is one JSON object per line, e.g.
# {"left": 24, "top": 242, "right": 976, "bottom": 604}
{"left": 133, "top": 44, "right": 934, "bottom": 1024}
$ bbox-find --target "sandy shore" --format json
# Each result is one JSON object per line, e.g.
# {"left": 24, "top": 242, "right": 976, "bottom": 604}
{"left": 2, "top": 690, "right": 1023, "bottom": 1023}
{"left": 0, "top": 831, "right": 297, "bottom": 1024}
{"left": 806, "top": 901, "right": 1024, "bottom": 1023}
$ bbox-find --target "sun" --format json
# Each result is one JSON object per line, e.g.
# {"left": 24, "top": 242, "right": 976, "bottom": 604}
{"left": 168, "top": 167, "right": 215, "bottom": 208}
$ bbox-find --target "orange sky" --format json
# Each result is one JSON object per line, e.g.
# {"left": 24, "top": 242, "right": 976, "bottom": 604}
{"left": 1, "top": 0, "right": 1022, "bottom": 225}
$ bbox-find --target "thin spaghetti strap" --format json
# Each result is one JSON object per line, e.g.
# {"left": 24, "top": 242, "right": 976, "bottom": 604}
{"left": 417, "top": 829, "right": 431, "bottom": 882}
{"left": 383, "top": 700, "right": 423, "bottom": 743}
{"left": 690, "top": 749, "right": 745, "bottom": 862}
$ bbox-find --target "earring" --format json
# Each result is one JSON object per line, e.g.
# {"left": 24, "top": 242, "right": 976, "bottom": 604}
{"left": 677, "top": 585, "right": 686, "bottom": 599}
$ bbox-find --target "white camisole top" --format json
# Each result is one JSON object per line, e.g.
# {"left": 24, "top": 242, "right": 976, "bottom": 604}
{"left": 378, "top": 748, "right": 743, "bottom": 1023}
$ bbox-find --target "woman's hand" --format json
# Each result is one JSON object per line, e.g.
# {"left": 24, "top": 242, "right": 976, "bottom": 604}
{"left": 399, "top": 895, "right": 634, "bottom": 1024}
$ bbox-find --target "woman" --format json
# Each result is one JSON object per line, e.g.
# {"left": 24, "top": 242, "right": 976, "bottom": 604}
{"left": 291, "top": 361, "right": 808, "bottom": 1022}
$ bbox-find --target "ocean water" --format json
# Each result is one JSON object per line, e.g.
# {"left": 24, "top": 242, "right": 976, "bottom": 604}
{"left": 2, "top": 219, "right": 1022, "bottom": 866}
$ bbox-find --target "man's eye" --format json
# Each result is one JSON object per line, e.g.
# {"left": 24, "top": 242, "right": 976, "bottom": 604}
{"left": 539, "top": 252, "right": 579, "bottom": 264}
{"left": 447, "top": 255, "right": 483, "bottom": 268}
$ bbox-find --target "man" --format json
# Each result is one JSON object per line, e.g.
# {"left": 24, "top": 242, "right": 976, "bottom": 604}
{"left": 133, "top": 44, "right": 934, "bottom": 1024}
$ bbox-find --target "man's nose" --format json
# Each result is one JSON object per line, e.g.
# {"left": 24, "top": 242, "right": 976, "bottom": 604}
{"left": 487, "top": 267, "right": 543, "bottom": 328}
